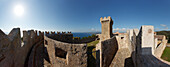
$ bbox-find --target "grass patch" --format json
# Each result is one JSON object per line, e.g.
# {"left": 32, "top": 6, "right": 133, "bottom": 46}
{"left": 161, "top": 47, "right": 170, "bottom": 62}
{"left": 87, "top": 40, "right": 99, "bottom": 67}
{"left": 87, "top": 40, "right": 99, "bottom": 47}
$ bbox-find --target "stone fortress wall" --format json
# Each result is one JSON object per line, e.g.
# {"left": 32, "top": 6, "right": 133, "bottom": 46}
{"left": 0, "top": 16, "right": 170, "bottom": 67}
{"left": 45, "top": 31, "right": 73, "bottom": 43}
{"left": 0, "top": 28, "right": 88, "bottom": 67}
{"left": 0, "top": 28, "right": 44, "bottom": 67}
{"left": 45, "top": 31, "right": 96, "bottom": 43}
{"left": 44, "top": 36, "right": 87, "bottom": 67}
{"left": 98, "top": 16, "right": 170, "bottom": 67}
{"left": 154, "top": 35, "right": 167, "bottom": 57}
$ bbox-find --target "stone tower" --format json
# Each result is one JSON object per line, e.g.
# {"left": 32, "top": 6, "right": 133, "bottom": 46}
{"left": 100, "top": 16, "right": 113, "bottom": 41}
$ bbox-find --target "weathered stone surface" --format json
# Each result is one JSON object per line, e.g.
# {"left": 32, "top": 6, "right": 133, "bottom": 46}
{"left": 44, "top": 36, "right": 87, "bottom": 67}
{"left": 100, "top": 16, "right": 113, "bottom": 41}
{"left": 109, "top": 35, "right": 132, "bottom": 67}
{"left": 154, "top": 35, "right": 167, "bottom": 57}
{"left": 110, "top": 48, "right": 132, "bottom": 67}
{"left": 133, "top": 29, "right": 139, "bottom": 36}
{"left": 101, "top": 37, "right": 118, "bottom": 67}
{"left": 135, "top": 25, "right": 170, "bottom": 67}
{"left": 98, "top": 24, "right": 170, "bottom": 67}
{"left": 0, "top": 28, "right": 44, "bottom": 67}
{"left": 138, "top": 26, "right": 154, "bottom": 55}
{"left": 0, "top": 17, "right": 170, "bottom": 67}
{"left": 127, "top": 29, "right": 133, "bottom": 41}
{"left": 46, "top": 32, "right": 96, "bottom": 43}
{"left": 96, "top": 16, "right": 114, "bottom": 67}
{"left": 137, "top": 55, "right": 170, "bottom": 67}
{"left": 28, "top": 41, "right": 44, "bottom": 67}
{"left": 46, "top": 32, "right": 73, "bottom": 43}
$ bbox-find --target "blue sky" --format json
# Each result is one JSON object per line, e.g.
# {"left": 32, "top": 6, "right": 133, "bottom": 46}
{"left": 0, "top": 0, "right": 170, "bottom": 33}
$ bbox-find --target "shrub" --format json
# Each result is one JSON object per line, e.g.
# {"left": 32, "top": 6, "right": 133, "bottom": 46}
{"left": 91, "top": 34, "right": 96, "bottom": 38}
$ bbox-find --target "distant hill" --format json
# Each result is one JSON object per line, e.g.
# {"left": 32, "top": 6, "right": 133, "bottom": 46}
{"left": 156, "top": 31, "right": 170, "bottom": 43}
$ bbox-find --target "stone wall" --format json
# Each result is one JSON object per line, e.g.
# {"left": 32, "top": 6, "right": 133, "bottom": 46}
{"left": 116, "top": 33, "right": 130, "bottom": 49}
{"left": 27, "top": 40, "right": 44, "bottom": 67}
{"left": 45, "top": 31, "right": 73, "bottom": 43}
{"left": 100, "top": 37, "right": 118, "bottom": 67}
{"left": 98, "top": 25, "right": 170, "bottom": 67}
{"left": 154, "top": 35, "right": 167, "bottom": 57}
{"left": 137, "top": 25, "right": 155, "bottom": 55}
{"left": 127, "top": 29, "right": 134, "bottom": 41}
{"left": 100, "top": 32, "right": 134, "bottom": 67}
{"left": 135, "top": 26, "right": 170, "bottom": 67}
{"left": 131, "top": 29, "right": 139, "bottom": 67}
{"left": 109, "top": 34, "right": 132, "bottom": 67}
{"left": 0, "top": 28, "right": 44, "bottom": 67}
{"left": 45, "top": 31, "right": 96, "bottom": 43}
{"left": 44, "top": 36, "right": 87, "bottom": 67}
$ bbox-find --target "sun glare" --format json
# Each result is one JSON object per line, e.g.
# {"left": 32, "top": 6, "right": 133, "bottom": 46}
{"left": 14, "top": 5, "right": 24, "bottom": 16}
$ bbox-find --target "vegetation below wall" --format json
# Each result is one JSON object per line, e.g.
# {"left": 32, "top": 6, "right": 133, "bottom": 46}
{"left": 87, "top": 40, "right": 99, "bottom": 67}
{"left": 157, "top": 31, "right": 170, "bottom": 43}
{"left": 82, "top": 34, "right": 96, "bottom": 39}
{"left": 161, "top": 47, "right": 170, "bottom": 62}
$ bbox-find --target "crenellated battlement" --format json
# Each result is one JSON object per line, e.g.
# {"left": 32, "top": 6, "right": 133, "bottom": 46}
{"left": 100, "top": 16, "right": 113, "bottom": 23}
{"left": 68, "top": 31, "right": 71, "bottom": 33}
{"left": 44, "top": 31, "right": 73, "bottom": 43}
{"left": 62, "top": 31, "right": 66, "bottom": 34}
{"left": 45, "top": 31, "right": 72, "bottom": 35}
{"left": 100, "top": 16, "right": 114, "bottom": 41}
{"left": 0, "top": 28, "right": 44, "bottom": 48}
{"left": 23, "top": 30, "right": 44, "bottom": 46}
{"left": 51, "top": 31, "right": 55, "bottom": 34}
{"left": 45, "top": 31, "right": 49, "bottom": 34}
{"left": 57, "top": 32, "right": 60, "bottom": 34}
{"left": 0, "top": 16, "right": 169, "bottom": 67}
{"left": 0, "top": 28, "right": 45, "bottom": 67}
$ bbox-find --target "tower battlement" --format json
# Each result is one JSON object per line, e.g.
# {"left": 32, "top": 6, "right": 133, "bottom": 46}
{"left": 100, "top": 16, "right": 113, "bottom": 24}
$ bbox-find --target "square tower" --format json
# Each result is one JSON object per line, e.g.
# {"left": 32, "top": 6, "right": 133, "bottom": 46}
{"left": 140, "top": 25, "right": 154, "bottom": 55}
{"left": 100, "top": 16, "right": 113, "bottom": 41}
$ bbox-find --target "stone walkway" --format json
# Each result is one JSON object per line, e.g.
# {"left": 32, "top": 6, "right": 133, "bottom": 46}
{"left": 138, "top": 55, "right": 170, "bottom": 67}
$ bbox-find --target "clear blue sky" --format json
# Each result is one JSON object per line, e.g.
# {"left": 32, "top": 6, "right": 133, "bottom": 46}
{"left": 0, "top": 0, "right": 170, "bottom": 33}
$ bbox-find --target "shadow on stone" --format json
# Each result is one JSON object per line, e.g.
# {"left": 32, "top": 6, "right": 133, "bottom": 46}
{"left": 131, "top": 46, "right": 170, "bottom": 67}
{"left": 124, "top": 57, "right": 134, "bottom": 67}
{"left": 87, "top": 46, "right": 96, "bottom": 67}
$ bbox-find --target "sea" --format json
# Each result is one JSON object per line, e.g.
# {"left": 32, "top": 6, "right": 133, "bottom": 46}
{"left": 72, "top": 32, "right": 100, "bottom": 38}
{"left": 4, "top": 32, "right": 101, "bottom": 38}
{"left": 72, "top": 33, "right": 93, "bottom": 38}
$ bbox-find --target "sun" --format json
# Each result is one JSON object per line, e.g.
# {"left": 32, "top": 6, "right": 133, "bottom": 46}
{"left": 14, "top": 5, "right": 24, "bottom": 16}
